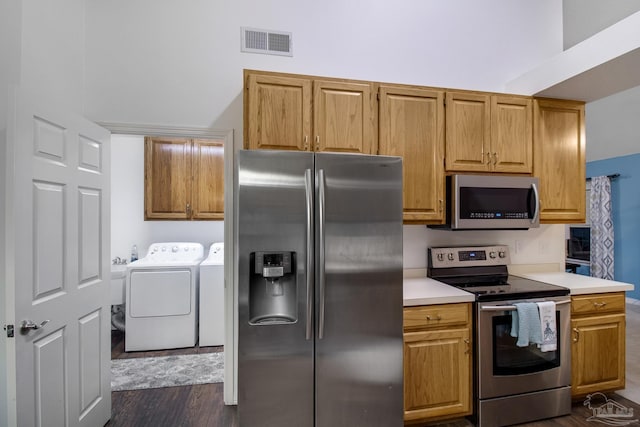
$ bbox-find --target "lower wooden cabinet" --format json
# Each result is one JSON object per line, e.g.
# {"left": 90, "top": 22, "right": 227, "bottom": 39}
{"left": 403, "top": 303, "right": 472, "bottom": 424}
{"left": 571, "top": 292, "right": 626, "bottom": 398}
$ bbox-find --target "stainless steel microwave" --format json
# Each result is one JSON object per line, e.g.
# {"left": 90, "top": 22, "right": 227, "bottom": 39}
{"left": 431, "top": 174, "right": 540, "bottom": 230}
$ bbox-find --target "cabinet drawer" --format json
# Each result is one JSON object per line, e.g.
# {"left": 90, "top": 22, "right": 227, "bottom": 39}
{"left": 404, "top": 304, "right": 470, "bottom": 330}
{"left": 571, "top": 292, "right": 625, "bottom": 316}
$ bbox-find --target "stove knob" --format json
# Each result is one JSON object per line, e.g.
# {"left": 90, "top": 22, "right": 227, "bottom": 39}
{"left": 172, "top": 246, "right": 179, "bottom": 253}
{"left": 437, "top": 253, "right": 444, "bottom": 262}
{"left": 447, "top": 253, "right": 454, "bottom": 261}
{"left": 498, "top": 251, "right": 506, "bottom": 258}
{"left": 489, "top": 252, "right": 496, "bottom": 259}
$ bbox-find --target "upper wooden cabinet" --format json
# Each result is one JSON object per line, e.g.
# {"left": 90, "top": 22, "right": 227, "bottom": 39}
{"left": 145, "top": 137, "right": 224, "bottom": 220}
{"left": 445, "top": 91, "right": 533, "bottom": 173}
{"left": 244, "top": 70, "right": 376, "bottom": 154}
{"left": 533, "top": 99, "right": 586, "bottom": 223}
{"left": 378, "top": 85, "right": 445, "bottom": 223}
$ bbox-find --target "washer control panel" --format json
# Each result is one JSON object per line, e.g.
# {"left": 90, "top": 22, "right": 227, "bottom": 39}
{"left": 143, "top": 242, "right": 205, "bottom": 263}
{"left": 428, "top": 245, "right": 510, "bottom": 268}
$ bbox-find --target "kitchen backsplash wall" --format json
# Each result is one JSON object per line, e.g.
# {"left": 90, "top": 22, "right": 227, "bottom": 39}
{"left": 403, "top": 224, "right": 566, "bottom": 270}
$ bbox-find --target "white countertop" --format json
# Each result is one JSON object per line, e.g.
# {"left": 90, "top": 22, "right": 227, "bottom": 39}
{"left": 403, "top": 277, "right": 475, "bottom": 306}
{"left": 513, "top": 271, "right": 635, "bottom": 295}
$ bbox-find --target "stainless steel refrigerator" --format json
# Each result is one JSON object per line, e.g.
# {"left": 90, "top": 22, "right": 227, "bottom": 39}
{"left": 236, "top": 150, "right": 404, "bottom": 427}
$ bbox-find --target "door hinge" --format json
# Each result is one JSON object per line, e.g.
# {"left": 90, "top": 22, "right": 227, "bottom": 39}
{"left": 4, "top": 324, "right": 14, "bottom": 338}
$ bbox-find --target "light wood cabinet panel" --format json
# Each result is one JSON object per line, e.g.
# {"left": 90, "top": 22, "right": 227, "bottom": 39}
{"left": 571, "top": 293, "right": 626, "bottom": 316}
{"left": 571, "top": 292, "right": 626, "bottom": 398}
{"left": 191, "top": 139, "right": 225, "bottom": 220}
{"left": 534, "top": 99, "right": 586, "bottom": 223}
{"left": 446, "top": 91, "right": 532, "bottom": 173}
{"left": 403, "top": 304, "right": 472, "bottom": 424}
{"left": 145, "top": 137, "right": 192, "bottom": 220}
{"left": 145, "top": 137, "right": 224, "bottom": 220}
{"left": 244, "top": 70, "right": 376, "bottom": 154}
{"left": 403, "top": 302, "right": 469, "bottom": 330}
{"left": 378, "top": 85, "right": 445, "bottom": 223}
{"left": 571, "top": 313, "right": 625, "bottom": 397}
{"left": 491, "top": 95, "right": 533, "bottom": 173}
{"left": 445, "top": 91, "right": 491, "bottom": 172}
{"left": 313, "top": 80, "right": 374, "bottom": 154}
{"left": 245, "top": 73, "right": 312, "bottom": 151}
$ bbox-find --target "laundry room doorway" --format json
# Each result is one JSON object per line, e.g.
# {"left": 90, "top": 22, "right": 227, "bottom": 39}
{"left": 104, "top": 126, "right": 233, "bottom": 397}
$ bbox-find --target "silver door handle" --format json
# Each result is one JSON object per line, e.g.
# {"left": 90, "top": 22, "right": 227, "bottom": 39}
{"left": 531, "top": 182, "right": 540, "bottom": 224}
{"left": 20, "top": 319, "right": 49, "bottom": 332}
{"left": 304, "top": 169, "right": 313, "bottom": 340}
{"left": 318, "top": 169, "right": 326, "bottom": 340}
{"left": 480, "top": 299, "right": 571, "bottom": 311}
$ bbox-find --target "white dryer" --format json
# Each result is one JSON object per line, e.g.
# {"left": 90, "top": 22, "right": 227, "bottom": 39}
{"left": 125, "top": 242, "right": 204, "bottom": 352}
{"left": 199, "top": 242, "right": 225, "bottom": 346}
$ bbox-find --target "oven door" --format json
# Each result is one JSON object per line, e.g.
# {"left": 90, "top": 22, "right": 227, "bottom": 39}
{"left": 476, "top": 296, "right": 571, "bottom": 400}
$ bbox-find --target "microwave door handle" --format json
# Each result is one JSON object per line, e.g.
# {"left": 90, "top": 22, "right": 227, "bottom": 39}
{"left": 531, "top": 182, "right": 540, "bottom": 224}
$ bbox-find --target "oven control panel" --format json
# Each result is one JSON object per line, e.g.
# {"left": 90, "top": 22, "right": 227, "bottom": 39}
{"left": 428, "top": 245, "right": 510, "bottom": 268}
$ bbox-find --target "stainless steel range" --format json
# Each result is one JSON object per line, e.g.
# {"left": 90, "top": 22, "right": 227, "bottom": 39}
{"left": 428, "top": 245, "right": 572, "bottom": 427}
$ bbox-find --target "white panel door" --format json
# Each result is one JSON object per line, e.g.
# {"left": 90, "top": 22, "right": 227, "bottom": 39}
{"left": 5, "top": 90, "right": 111, "bottom": 427}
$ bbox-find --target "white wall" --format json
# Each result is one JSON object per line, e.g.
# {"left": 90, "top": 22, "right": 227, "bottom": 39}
{"left": 563, "top": 0, "right": 640, "bottom": 49}
{"left": 586, "top": 85, "right": 640, "bottom": 162}
{"left": 111, "top": 135, "right": 225, "bottom": 260}
{"left": 84, "top": 0, "right": 563, "bottom": 135}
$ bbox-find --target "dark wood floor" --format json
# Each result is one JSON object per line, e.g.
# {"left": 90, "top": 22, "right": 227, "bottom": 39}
{"left": 107, "top": 331, "right": 640, "bottom": 427}
{"left": 106, "top": 331, "right": 237, "bottom": 427}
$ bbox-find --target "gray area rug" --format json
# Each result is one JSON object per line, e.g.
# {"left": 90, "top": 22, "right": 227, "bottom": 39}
{"left": 111, "top": 352, "right": 224, "bottom": 391}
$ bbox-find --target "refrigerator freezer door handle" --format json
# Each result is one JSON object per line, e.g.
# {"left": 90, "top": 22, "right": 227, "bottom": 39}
{"left": 318, "top": 168, "right": 326, "bottom": 340}
{"left": 305, "top": 168, "right": 313, "bottom": 340}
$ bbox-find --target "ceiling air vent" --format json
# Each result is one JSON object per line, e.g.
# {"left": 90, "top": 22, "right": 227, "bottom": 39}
{"left": 241, "top": 27, "right": 293, "bottom": 57}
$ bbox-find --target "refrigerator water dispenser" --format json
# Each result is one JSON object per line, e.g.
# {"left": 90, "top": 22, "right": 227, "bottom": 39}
{"left": 249, "top": 251, "right": 297, "bottom": 324}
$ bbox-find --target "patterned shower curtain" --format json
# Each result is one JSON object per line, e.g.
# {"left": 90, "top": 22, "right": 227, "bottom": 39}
{"left": 589, "top": 176, "right": 614, "bottom": 279}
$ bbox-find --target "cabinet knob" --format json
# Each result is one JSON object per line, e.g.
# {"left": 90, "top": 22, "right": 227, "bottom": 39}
{"left": 315, "top": 135, "right": 320, "bottom": 151}
{"left": 573, "top": 327, "right": 580, "bottom": 342}
{"left": 303, "top": 136, "right": 309, "bottom": 150}
{"left": 426, "top": 314, "right": 442, "bottom": 321}
{"left": 438, "top": 199, "right": 443, "bottom": 213}
{"left": 464, "top": 338, "right": 470, "bottom": 354}
{"left": 593, "top": 301, "right": 607, "bottom": 308}
{"left": 493, "top": 152, "right": 498, "bottom": 165}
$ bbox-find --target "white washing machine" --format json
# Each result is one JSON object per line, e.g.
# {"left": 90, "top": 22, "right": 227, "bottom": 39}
{"left": 125, "top": 242, "right": 204, "bottom": 351}
{"left": 199, "top": 242, "right": 225, "bottom": 346}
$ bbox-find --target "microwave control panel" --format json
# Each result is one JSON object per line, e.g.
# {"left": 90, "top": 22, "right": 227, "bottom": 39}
{"left": 428, "top": 245, "right": 511, "bottom": 268}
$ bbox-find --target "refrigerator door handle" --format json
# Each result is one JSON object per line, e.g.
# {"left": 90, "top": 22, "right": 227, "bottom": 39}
{"left": 318, "top": 168, "right": 326, "bottom": 340}
{"left": 305, "top": 168, "right": 313, "bottom": 340}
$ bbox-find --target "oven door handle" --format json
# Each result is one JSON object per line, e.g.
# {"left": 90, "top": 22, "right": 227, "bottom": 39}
{"left": 479, "top": 299, "right": 571, "bottom": 311}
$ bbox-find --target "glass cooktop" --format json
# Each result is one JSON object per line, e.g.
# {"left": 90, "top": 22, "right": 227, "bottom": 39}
{"left": 450, "top": 275, "right": 569, "bottom": 302}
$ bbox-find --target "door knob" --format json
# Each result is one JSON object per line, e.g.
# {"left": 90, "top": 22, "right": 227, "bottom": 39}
{"left": 20, "top": 319, "right": 49, "bottom": 333}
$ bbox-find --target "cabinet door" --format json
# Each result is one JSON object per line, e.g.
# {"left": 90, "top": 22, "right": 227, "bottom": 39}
{"left": 144, "top": 137, "right": 191, "bottom": 220}
{"left": 245, "top": 73, "right": 312, "bottom": 151}
{"left": 571, "top": 313, "right": 625, "bottom": 397}
{"left": 191, "top": 139, "right": 224, "bottom": 220}
{"left": 379, "top": 85, "right": 445, "bottom": 223}
{"left": 313, "top": 80, "right": 375, "bottom": 154}
{"left": 445, "top": 91, "right": 491, "bottom": 172}
{"left": 491, "top": 95, "right": 532, "bottom": 173}
{"left": 534, "top": 99, "right": 586, "bottom": 223}
{"left": 403, "top": 328, "right": 472, "bottom": 422}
